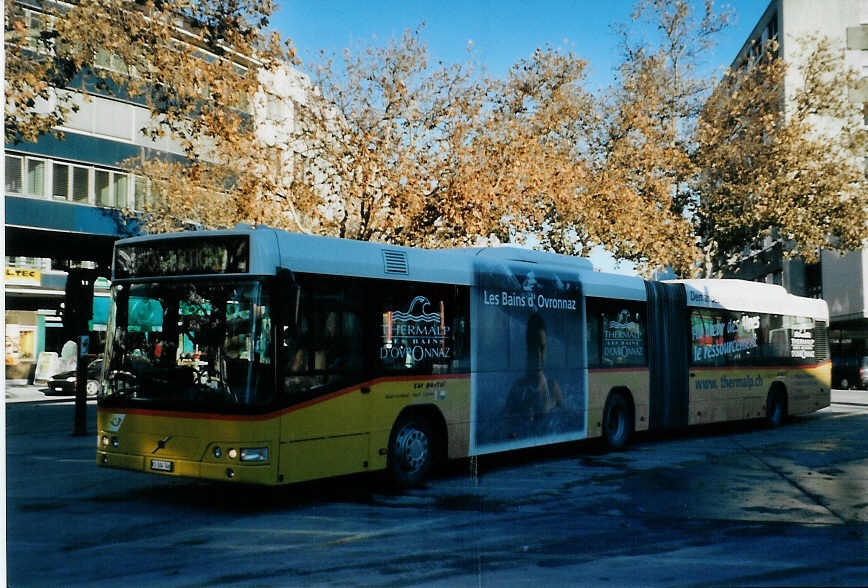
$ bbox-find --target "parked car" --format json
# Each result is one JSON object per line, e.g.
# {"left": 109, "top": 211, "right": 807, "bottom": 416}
{"left": 46, "top": 359, "right": 103, "bottom": 397}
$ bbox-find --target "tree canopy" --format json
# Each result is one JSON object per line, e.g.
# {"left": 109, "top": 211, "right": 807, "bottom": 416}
{"left": 694, "top": 35, "right": 867, "bottom": 274}
{"left": 6, "top": 0, "right": 866, "bottom": 277}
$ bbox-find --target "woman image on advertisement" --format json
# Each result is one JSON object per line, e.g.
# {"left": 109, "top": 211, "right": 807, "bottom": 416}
{"left": 503, "top": 313, "right": 564, "bottom": 427}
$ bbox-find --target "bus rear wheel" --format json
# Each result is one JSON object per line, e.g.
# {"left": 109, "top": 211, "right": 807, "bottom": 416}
{"left": 766, "top": 388, "right": 787, "bottom": 427}
{"left": 388, "top": 415, "right": 434, "bottom": 488}
{"left": 602, "top": 391, "right": 633, "bottom": 451}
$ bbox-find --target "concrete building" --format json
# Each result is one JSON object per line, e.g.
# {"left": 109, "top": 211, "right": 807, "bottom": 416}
{"left": 4, "top": 3, "right": 306, "bottom": 384}
{"left": 5, "top": 4, "right": 155, "bottom": 382}
{"left": 729, "top": 0, "right": 868, "bottom": 387}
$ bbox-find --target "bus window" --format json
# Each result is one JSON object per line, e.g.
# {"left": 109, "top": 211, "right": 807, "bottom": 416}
{"left": 692, "top": 309, "right": 762, "bottom": 367}
{"left": 281, "top": 276, "right": 364, "bottom": 399}
{"left": 586, "top": 305, "right": 601, "bottom": 368}
{"left": 376, "top": 283, "right": 464, "bottom": 375}
{"left": 690, "top": 309, "right": 727, "bottom": 367}
{"left": 101, "top": 279, "right": 274, "bottom": 408}
{"left": 759, "top": 314, "right": 816, "bottom": 364}
{"left": 726, "top": 311, "right": 761, "bottom": 366}
{"left": 450, "top": 294, "right": 471, "bottom": 372}
{"left": 586, "top": 298, "right": 647, "bottom": 368}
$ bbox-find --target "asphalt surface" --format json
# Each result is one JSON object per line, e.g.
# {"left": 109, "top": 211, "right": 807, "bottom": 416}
{"left": 4, "top": 387, "right": 868, "bottom": 586}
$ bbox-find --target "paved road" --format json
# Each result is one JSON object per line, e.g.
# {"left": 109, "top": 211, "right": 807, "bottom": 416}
{"left": 5, "top": 392, "right": 868, "bottom": 586}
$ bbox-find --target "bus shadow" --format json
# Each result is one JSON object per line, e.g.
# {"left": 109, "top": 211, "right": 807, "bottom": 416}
{"left": 637, "top": 416, "right": 807, "bottom": 444}
{"left": 95, "top": 415, "right": 827, "bottom": 513}
{"left": 101, "top": 470, "right": 398, "bottom": 513}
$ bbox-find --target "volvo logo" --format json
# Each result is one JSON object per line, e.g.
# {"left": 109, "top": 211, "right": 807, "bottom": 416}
{"left": 152, "top": 436, "right": 173, "bottom": 454}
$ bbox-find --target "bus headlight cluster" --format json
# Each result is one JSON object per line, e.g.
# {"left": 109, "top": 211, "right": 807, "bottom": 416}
{"left": 101, "top": 436, "right": 119, "bottom": 447}
{"left": 211, "top": 446, "right": 268, "bottom": 462}
{"left": 240, "top": 447, "right": 268, "bottom": 462}
{"left": 211, "top": 447, "right": 238, "bottom": 459}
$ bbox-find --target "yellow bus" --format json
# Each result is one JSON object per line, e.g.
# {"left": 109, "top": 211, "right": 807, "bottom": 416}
{"left": 97, "top": 227, "right": 831, "bottom": 486}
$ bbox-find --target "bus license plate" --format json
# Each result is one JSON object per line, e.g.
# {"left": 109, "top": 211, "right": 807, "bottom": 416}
{"left": 150, "top": 459, "right": 174, "bottom": 472}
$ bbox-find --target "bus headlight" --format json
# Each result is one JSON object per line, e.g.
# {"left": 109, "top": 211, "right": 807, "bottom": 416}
{"left": 240, "top": 447, "right": 268, "bottom": 462}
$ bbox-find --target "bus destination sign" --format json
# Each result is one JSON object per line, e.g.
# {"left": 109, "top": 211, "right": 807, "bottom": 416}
{"left": 114, "top": 236, "right": 250, "bottom": 279}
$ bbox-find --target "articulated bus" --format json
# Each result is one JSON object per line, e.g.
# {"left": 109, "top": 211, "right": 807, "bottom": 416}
{"left": 97, "top": 226, "right": 831, "bottom": 486}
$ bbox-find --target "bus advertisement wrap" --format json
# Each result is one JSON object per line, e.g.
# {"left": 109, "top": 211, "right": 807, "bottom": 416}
{"left": 473, "top": 260, "right": 585, "bottom": 452}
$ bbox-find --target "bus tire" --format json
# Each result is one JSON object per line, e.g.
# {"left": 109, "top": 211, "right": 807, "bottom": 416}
{"left": 387, "top": 414, "right": 434, "bottom": 488}
{"left": 602, "top": 390, "right": 633, "bottom": 451}
{"left": 766, "top": 387, "right": 787, "bottom": 428}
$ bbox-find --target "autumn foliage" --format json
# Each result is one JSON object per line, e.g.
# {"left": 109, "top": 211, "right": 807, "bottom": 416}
{"left": 5, "top": 0, "right": 866, "bottom": 277}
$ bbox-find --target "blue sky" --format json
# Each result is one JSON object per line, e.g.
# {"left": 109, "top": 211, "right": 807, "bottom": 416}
{"left": 271, "top": 1, "right": 771, "bottom": 273}
{"left": 274, "top": 1, "right": 769, "bottom": 85}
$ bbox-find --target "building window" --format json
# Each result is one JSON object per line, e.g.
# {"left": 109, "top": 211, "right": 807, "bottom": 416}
{"left": 26, "top": 158, "right": 46, "bottom": 197}
{"left": 764, "top": 12, "right": 779, "bottom": 57}
{"left": 762, "top": 271, "right": 782, "bottom": 286}
{"left": 25, "top": 9, "right": 44, "bottom": 52}
{"left": 52, "top": 162, "right": 69, "bottom": 201}
{"left": 133, "top": 176, "right": 149, "bottom": 210}
{"left": 6, "top": 155, "right": 23, "bottom": 194}
{"left": 767, "top": 13, "right": 778, "bottom": 41}
{"left": 6, "top": 154, "right": 141, "bottom": 209}
{"left": 94, "top": 48, "right": 128, "bottom": 75}
{"left": 113, "top": 172, "right": 129, "bottom": 208}
{"left": 5, "top": 256, "right": 51, "bottom": 271}
{"left": 95, "top": 170, "right": 111, "bottom": 207}
{"left": 72, "top": 166, "right": 90, "bottom": 203}
{"left": 805, "top": 262, "right": 822, "bottom": 299}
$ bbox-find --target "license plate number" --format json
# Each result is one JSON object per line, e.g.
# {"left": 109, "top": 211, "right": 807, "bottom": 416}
{"left": 150, "top": 459, "right": 174, "bottom": 472}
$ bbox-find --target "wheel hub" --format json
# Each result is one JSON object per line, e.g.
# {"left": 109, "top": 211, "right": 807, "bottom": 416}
{"left": 396, "top": 427, "right": 428, "bottom": 471}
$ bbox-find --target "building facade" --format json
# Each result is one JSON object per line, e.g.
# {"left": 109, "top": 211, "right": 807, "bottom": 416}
{"left": 4, "top": 11, "right": 161, "bottom": 381}
{"left": 730, "top": 0, "right": 868, "bottom": 387}
{"left": 4, "top": 3, "right": 305, "bottom": 383}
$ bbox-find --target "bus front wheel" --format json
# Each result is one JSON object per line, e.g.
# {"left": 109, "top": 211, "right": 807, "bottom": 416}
{"left": 388, "top": 415, "right": 434, "bottom": 488}
{"left": 602, "top": 391, "right": 633, "bottom": 451}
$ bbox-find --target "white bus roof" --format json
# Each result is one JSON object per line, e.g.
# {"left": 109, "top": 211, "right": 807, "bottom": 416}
{"left": 669, "top": 279, "right": 829, "bottom": 321}
{"left": 117, "top": 229, "right": 830, "bottom": 316}
{"left": 115, "top": 226, "right": 647, "bottom": 303}
{"left": 118, "top": 227, "right": 646, "bottom": 293}
{"left": 578, "top": 270, "right": 647, "bottom": 301}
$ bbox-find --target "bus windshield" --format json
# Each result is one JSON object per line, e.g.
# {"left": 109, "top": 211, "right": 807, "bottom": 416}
{"left": 100, "top": 278, "right": 273, "bottom": 410}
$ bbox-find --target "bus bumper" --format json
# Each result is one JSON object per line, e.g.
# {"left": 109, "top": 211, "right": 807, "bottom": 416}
{"left": 96, "top": 450, "right": 278, "bottom": 484}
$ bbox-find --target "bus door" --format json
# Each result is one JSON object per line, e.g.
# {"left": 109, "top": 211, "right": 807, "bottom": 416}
{"left": 645, "top": 281, "right": 689, "bottom": 429}
{"left": 277, "top": 274, "right": 371, "bottom": 482}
